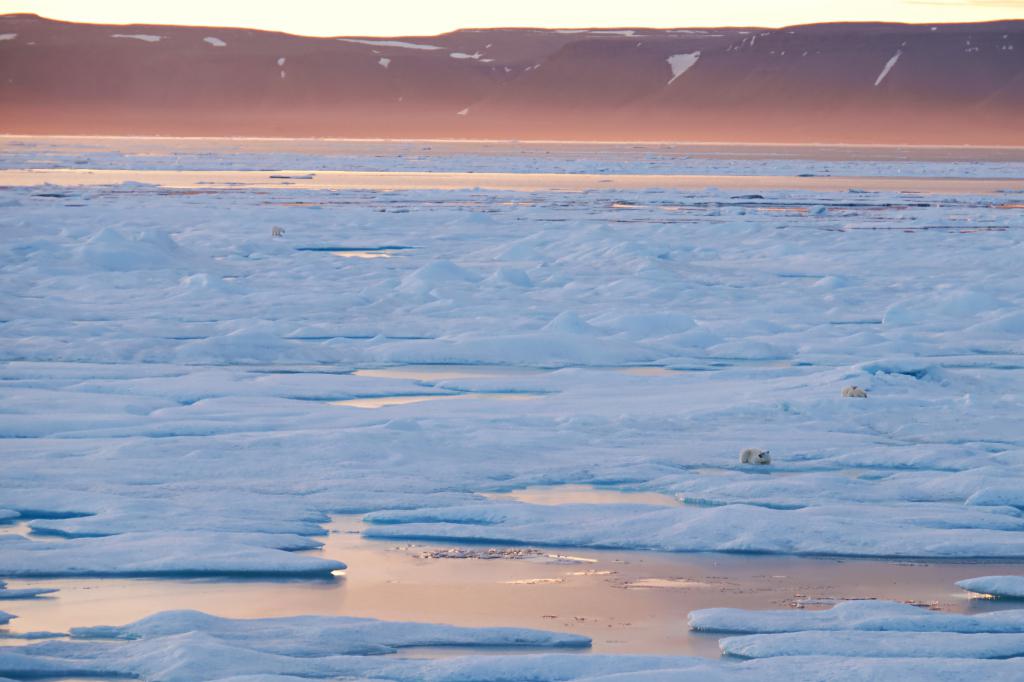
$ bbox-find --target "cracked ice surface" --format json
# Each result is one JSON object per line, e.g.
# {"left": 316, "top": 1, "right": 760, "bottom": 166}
{"left": 2, "top": 609, "right": 1024, "bottom": 681}
{"left": 1, "top": 159, "right": 1024, "bottom": 575}
{"left": 1, "top": 143, "right": 1024, "bottom": 679}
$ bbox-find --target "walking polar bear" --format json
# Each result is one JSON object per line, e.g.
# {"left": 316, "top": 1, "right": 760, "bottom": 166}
{"left": 740, "top": 448, "right": 771, "bottom": 465}
{"left": 842, "top": 385, "right": 868, "bottom": 398}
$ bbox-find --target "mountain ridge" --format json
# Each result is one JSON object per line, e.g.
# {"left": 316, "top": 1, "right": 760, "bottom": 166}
{"left": 2, "top": 14, "right": 1022, "bottom": 144}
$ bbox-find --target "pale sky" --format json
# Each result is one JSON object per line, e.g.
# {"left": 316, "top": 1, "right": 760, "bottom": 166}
{"left": 4, "top": 0, "right": 1023, "bottom": 36}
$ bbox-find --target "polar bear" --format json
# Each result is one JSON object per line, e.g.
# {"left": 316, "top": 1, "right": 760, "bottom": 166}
{"left": 842, "top": 385, "right": 868, "bottom": 398}
{"left": 271, "top": 226, "right": 285, "bottom": 238}
{"left": 739, "top": 448, "right": 771, "bottom": 465}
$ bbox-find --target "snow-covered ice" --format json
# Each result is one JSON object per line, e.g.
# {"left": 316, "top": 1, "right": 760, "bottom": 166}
{"left": 0, "top": 531, "right": 345, "bottom": 577}
{"left": 689, "top": 600, "right": 1024, "bottom": 633}
{"left": 958, "top": 575, "right": 1024, "bottom": 598}
{"left": 1, "top": 138, "right": 1023, "bottom": 678}
{"left": 3, "top": 609, "right": 1024, "bottom": 681}
{"left": 721, "top": 630, "right": 1024, "bottom": 659}
{"left": 204, "top": 37, "right": 227, "bottom": 47}
{"left": 0, "top": 580, "right": 57, "bottom": 600}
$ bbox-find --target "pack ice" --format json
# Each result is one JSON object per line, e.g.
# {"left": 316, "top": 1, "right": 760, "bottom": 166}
{"left": 1, "top": 138, "right": 1024, "bottom": 678}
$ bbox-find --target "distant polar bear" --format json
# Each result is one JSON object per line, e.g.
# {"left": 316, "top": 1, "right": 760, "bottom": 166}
{"left": 740, "top": 448, "right": 771, "bottom": 465}
{"left": 842, "top": 385, "right": 868, "bottom": 398}
{"left": 271, "top": 226, "right": 285, "bottom": 238}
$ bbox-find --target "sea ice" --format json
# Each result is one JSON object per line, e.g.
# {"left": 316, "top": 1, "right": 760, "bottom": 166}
{"left": 689, "top": 600, "right": 1024, "bottom": 633}
{"left": 721, "top": 630, "right": 1024, "bottom": 659}
{"left": 1, "top": 141, "right": 1024, "bottom": 677}
{"left": 958, "top": 575, "right": 1024, "bottom": 598}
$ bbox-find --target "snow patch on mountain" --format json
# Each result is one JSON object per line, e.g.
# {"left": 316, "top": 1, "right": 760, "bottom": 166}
{"left": 112, "top": 34, "right": 162, "bottom": 43}
{"left": 667, "top": 52, "right": 701, "bottom": 84}
{"left": 338, "top": 38, "right": 442, "bottom": 50}
{"left": 875, "top": 50, "right": 902, "bottom": 86}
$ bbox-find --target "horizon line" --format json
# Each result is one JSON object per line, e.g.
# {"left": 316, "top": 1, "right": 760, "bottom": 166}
{"left": 5, "top": 12, "right": 1024, "bottom": 40}
{"left": 3, "top": 133, "right": 1024, "bottom": 151}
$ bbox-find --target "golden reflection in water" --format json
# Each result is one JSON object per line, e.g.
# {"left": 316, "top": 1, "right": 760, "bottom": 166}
{"left": 330, "top": 393, "right": 540, "bottom": 408}
{"left": 1, "top": 168, "right": 1021, "bottom": 195}
{"left": 5, "top": 513, "right": 1024, "bottom": 658}
{"left": 483, "top": 484, "right": 680, "bottom": 507}
{"left": 331, "top": 251, "right": 393, "bottom": 259}
{"left": 353, "top": 365, "right": 546, "bottom": 380}
{"left": 963, "top": 591, "right": 999, "bottom": 600}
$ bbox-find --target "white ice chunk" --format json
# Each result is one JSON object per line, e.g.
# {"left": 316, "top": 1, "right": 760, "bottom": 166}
{"left": 958, "top": 576, "right": 1024, "bottom": 598}
{"left": 722, "top": 630, "right": 1024, "bottom": 659}
{"left": 363, "top": 502, "right": 1024, "bottom": 559}
{"left": 0, "top": 531, "right": 345, "bottom": 577}
{"left": 689, "top": 600, "right": 1024, "bottom": 633}
{"left": 203, "top": 37, "right": 226, "bottom": 47}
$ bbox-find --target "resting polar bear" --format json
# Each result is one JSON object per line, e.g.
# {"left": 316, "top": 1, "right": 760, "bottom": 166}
{"left": 842, "top": 385, "right": 868, "bottom": 398}
{"left": 739, "top": 448, "right": 771, "bottom": 465}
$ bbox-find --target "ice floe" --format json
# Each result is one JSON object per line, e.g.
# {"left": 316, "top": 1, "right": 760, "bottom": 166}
{"left": 0, "top": 580, "right": 57, "bottom": 600}
{"left": 958, "top": 575, "right": 1024, "bottom": 599}
{"left": 362, "top": 501, "right": 1024, "bottom": 558}
{"left": 0, "top": 531, "right": 344, "bottom": 577}
{"left": 689, "top": 600, "right": 1024, "bottom": 633}
{"left": 3, "top": 608, "right": 1024, "bottom": 681}
{"left": 721, "top": 630, "right": 1024, "bottom": 659}
{"left": 1, "top": 139, "right": 1024, "bottom": 677}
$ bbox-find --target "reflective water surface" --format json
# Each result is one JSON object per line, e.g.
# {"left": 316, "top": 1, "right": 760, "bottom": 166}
{"left": 5, "top": 514, "right": 1024, "bottom": 657}
{"left": 484, "top": 484, "right": 681, "bottom": 507}
{"left": 329, "top": 392, "right": 543, "bottom": 408}
{"left": 2, "top": 168, "right": 1022, "bottom": 194}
